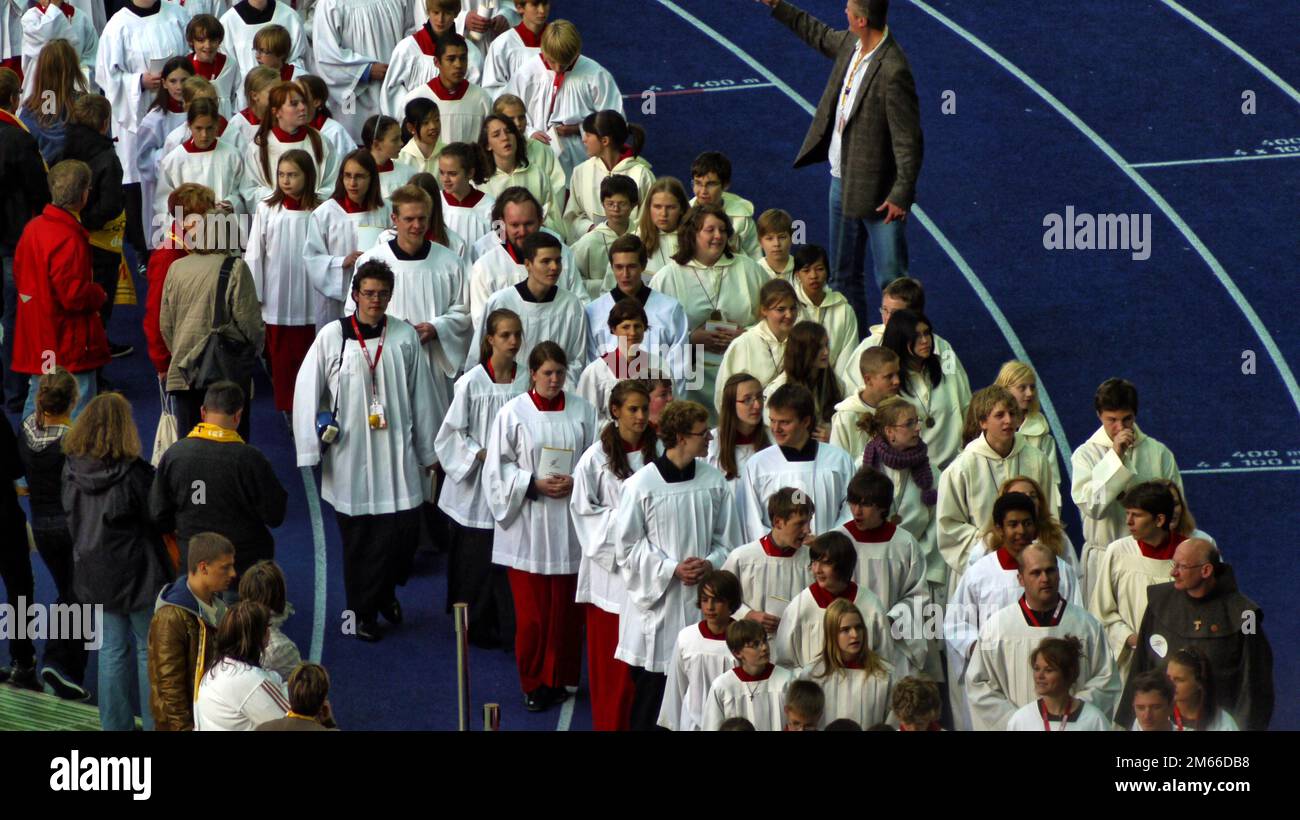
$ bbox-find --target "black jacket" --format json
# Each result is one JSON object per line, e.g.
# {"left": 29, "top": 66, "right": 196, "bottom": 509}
{"left": 59, "top": 123, "right": 125, "bottom": 234}
{"left": 0, "top": 115, "right": 51, "bottom": 249}
{"left": 63, "top": 454, "right": 171, "bottom": 613}
{"left": 16, "top": 414, "right": 70, "bottom": 528}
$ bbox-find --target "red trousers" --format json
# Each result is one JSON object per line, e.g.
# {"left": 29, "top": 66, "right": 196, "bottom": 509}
{"left": 264, "top": 324, "right": 316, "bottom": 411}
{"left": 585, "top": 604, "right": 633, "bottom": 731}
{"left": 506, "top": 570, "right": 582, "bottom": 693}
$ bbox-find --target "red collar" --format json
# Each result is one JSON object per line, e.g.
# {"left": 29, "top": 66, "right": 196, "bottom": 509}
{"left": 217, "top": 115, "right": 228, "bottom": 135}
{"left": 698, "top": 620, "right": 731, "bottom": 641}
{"left": 240, "top": 108, "right": 262, "bottom": 126}
{"left": 503, "top": 242, "right": 522, "bottom": 264}
{"left": 413, "top": 22, "right": 439, "bottom": 56}
{"left": 844, "top": 520, "right": 896, "bottom": 543}
{"left": 271, "top": 125, "right": 306, "bottom": 143}
{"left": 1138, "top": 530, "right": 1184, "bottom": 561}
{"left": 183, "top": 138, "right": 216, "bottom": 153}
{"left": 164, "top": 96, "right": 185, "bottom": 114}
{"left": 809, "top": 581, "right": 857, "bottom": 609}
{"left": 733, "top": 663, "right": 774, "bottom": 683}
{"left": 514, "top": 21, "right": 545, "bottom": 48}
{"left": 485, "top": 358, "right": 515, "bottom": 383}
{"left": 528, "top": 389, "right": 565, "bottom": 412}
{"left": 335, "top": 195, "right": 369, "bottom": 214}
{"left": 617, "top": 146, "right": 635, "bottom": 162}
{"left": 189, "top": 53, "right": 226, "bottom": 80}
{"left": 280, "top": 195, "right": 303, "bottom": 211}
{"left": 759, "top": 534, "right": 797, "bottom": 558}
{"left": 619, "top": 434, "right": 644, "bottom": 454}
{"left": 996, "top": 546, "right": 1019, "bottom": 570}
{"left": 443, "top": 189, "right": 485, "bottom": 208}
{"left": 309, "top": 111, "right": 328, "bottom": 130}
{"left": 0, "top": 109, "right": 22, "bottom": 130}
{"left": 376, "top": 159, "right": 394, "bottom": 173}
{"left": 280, "top": 65, "right": 295, "bottom": 82}
{"left": 39, "top": 3, "right": 75, "bottom": 19}
{"left": 734, "top": 430, "right": 756, "bottom": 446}
{"left": 1019, "top": 595, "right": 1066, "bottom": 628}
{"left": 427, "top": 78, "right": 469, "bottom": 100}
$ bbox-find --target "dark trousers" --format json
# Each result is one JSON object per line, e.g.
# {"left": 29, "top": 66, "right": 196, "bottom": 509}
{"left": 90, "top": 246, "right": 120, "bottom": 328}
{"left": 1, "top": 250, "right": 27, "bottom": 412}
{"left": 0, "top": 515, "right": 35, "bottom": 667}
{"left": 628, "top": 665, "right": 669, "bottom": 732}
{"left": 171, "top": 385, "right": 252, "bottom": 442}
{"left": 123, "top": 183, "right": 149, "bottom": 266}
{"left": 32, "top": 525, "right": 88, "bottom": 682}
{"left": 335, "top": 507, "right": 421, "bottom": 621}
{"left": 447, "top": 522, "right": 514, "bottom": 647}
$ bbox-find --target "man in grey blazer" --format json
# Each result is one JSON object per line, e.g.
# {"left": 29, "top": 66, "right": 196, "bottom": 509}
{"left": 757, "top": 0, "right": 923, "bottom": 329}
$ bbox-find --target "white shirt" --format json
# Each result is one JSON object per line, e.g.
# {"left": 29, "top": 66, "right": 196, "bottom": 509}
{"left": 194, "top": 659, "right": 291, "bottom": 731}
{"left": 830, "top": 28, "right": 889, "bottom": 179}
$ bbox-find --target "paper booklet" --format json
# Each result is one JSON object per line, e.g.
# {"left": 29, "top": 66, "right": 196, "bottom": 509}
{"left": 147, "top": 58, "right": 168, "bottom": 76}
{"left": 704, "top": 319, "right": 739, "bottom": 335}
{"left": 538, "top": 446, "right": 574, "bottom": 478}
{"left": 766, "top": 594, "right": 791, "bottom": 619}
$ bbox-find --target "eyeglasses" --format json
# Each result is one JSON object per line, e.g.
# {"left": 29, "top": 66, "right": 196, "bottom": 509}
{"left": 891, "top": 418, "right": 920, "bottom": 429}
{"left": 736, "top": 395, "right": 764, "bottom": 407}
{"left": 1171, "top": 562, "right": 1206, "bottom": 573}
{"left": 357, "top": 289, "right": 392, "bottom": 301}
{"left": 683, "top": 429, "right": 714, "bottom": 441}
{"left": 743, "top": 638, "right": 769, "bottom": 649}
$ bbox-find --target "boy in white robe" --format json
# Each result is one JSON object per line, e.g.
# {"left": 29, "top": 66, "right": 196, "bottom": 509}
{"left": 657, "top": 570, "right": 740, "bottom": 731}
{"left": 1089, "top": 482, "right": 1186, "bottom": 680}
{"left": 773, "top": 531, "right": 904, "bottom": 674}
{"left": 20, "top": 0, "right": 97, "bottom": 103}
{"left": 736, "top": 383, "right": 854, "bottom": 543}
{"left": 155, "top": 102, "right": 246, "bottom": 220}
{"left": 501, "top": 19, "right": 622, "bottom": 181}
{"left": 792, "top": 245, "right": 858, "bottom": 378}
{"left": 479, "top": 0, "right": 547, "bottom": 96}
{"left": 689, "top": 151, "right": 760, "bottom": 259}
{"left": 563, "top": 120, "right": 654, "bottom": 243}
{"left": 1070, "top": 377, "right": 1181, "bottom": 602}
{"left": 584, "top": 234, "right": 689, "bottom": 382}
{"left": 721, "top": 487, "right": 814, "bottom": 652}
{"left": 291, "top": 260, "right": 440, "bottom": 642}
{"left": 937, "top": 385, "right": 1059, "bottom": 593}
{"left": 829, "top": 346, "right": 898, "bottom": 458}
{"left": 184, "top": 15, "right": 237, "bottom": 119}
{"left": 964, "top": 544, "right": 1120, "bottom": 730}
{"left": 945, "top": 493, "right": 1080, "bottom": 732}
{"left": 756, "top": 209, "right": 793, "bottom": 280}
{"left": 218, "top": 1, "right": 307, "bottom": 110}
{"left": 399, "top": 32, "right": 491, "bottom": 145}
{"left": 312, "top": 0, "right": 411, "bottom": 141}
{"left": 615, "top": 400, "right": 742, "bottom": 731}
{"left": 570, "top": 173, "right": 634, "bottom": 300}
{"left": 702, "top": 620, "right": 794, "bottom": 731}
{"left": 382, "top": 0, "right": 484, "bottom": 118}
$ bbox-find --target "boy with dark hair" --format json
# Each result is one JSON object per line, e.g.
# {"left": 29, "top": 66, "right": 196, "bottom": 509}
{"left": 723, "top": 487, "right": 814, "bottom": 641}
{"left": 398, "top": 31, "right": 492, "bottom": 144}
{"left": 572, "top": 173, "right": 638, "bottom": 299}
{"left": 583, "top": 233, "right": 688, "bottom": 380}
{"left": 689, "top": 150, "right": 760, "bottom": 258}
{"left": 383, "top": 0, "right": 486, "bottom": 118}
{"left": 256, "top": 663, "right": 339, "bottom": 730}
{"left": 185, "top": 14, "right": 236, "bottom": 116}
{"left": 702, "top": 619, "right": 794, "bottom": 731}
{"left": 657, "top": 570, "right": 742, "bottom": 731}
{"left": 783, "top": 679, "right": 825, "bottom": 730}
{"left": 1129, "top": 669, "right": 1174, "bottom": 731}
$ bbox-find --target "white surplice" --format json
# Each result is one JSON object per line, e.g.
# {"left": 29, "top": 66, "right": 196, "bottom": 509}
{"left": 502, "top": 53, "right": 622, "bottom": 180}
{"left": 772, "top": 583, "right": 902, "bottom": 673}
{"left": 562, "top": 153, "right": 655, "bottom": 243}
{"left": 400, "top": 77, "right": 492, "bottom": 145}
{"left": 240, "top": 127, "right": 340, "bottom": 205}
{"left": 135, "top": 106, "right": 187, "bottom": 235}
{"left": 478, "top": 19, "right": 538, "bottom": 97}
{"left": 311, "top": 0, "right": 410, "bottom": 140}
{"left": 798, "top": 660, "right": 897, "bottom": 729}
{"left": 435, "top": 363, "right": 525, "bottom": 529}
{"left": 155, "top": 140, "right": 247, "bottom": 223}
{"left": 20, "top": 4, "right": 97, "bottom": 102}
{"left": 471, "top": 281, "right": 588, "bottom": 387}
{"left": 570, "top": 438, "right": 654, "bottom": 615}
{"left": 702, "top": 664, "right": 794, "bottom": 731}
{"left": 1006, "top": 699, "right": 1113, "bottom": 731}
{"left": 1089, "top": 535, "right": 1178, "bottom": 679}
{"left": 303, "top": 197, "right": 389, "bottom": 327}
{"left": 379, "top": 20, "right": 485, "bottom": 118}
{"left": 736, "top": 441, "right": 855, "bottom": 543}
{"left": 440, "top": 189, "right": 495, "bottom": 259}
{"left": 658, "top": 621, "right": 737, "bottom": 732}
{"left": 720, "top": 537, "right": 812, "bottom": 631}
{"left": 245, "top": 200, "right": 316, "bottom": 325}
{"left": 467, "top": 230, "right": 585, "bottom": 333}
{"left": 836, "top": 521, "right": 929, "bottom": 673}
{"left": 218, "top": 0, "right": 309, "bottom": 110}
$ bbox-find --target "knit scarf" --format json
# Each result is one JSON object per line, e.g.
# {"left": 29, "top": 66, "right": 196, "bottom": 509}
{"left": 863, "top": 436, "right": 937, "bottom": 506}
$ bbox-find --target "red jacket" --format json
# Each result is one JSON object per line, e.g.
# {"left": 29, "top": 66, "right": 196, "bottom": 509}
{"left": 145, "top": 243, "right": 189, "bottom": 375}
{"left": 12, "top": 205, "right": 109, "bottom": 374}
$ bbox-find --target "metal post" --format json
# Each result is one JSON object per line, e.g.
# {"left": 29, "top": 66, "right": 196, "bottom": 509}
{"left": 453, "top": 602, "right": 470, "bottom": 731}
{"left": 483, "top": 703, "right": 501, "bottom": 732}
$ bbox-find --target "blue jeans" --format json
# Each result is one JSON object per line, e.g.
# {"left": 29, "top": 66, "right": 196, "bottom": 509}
{"left": 828, "top": 175, "right": 908, "bottom": 333}
{"left": 22, "top": 371, "right": 97, "bottom": 423}
{"left": 98, "top": 609, "right": 154, "bottom": 731}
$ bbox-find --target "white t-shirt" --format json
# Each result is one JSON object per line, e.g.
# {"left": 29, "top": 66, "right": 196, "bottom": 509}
{"left": 194, "top": 659, "right": 291, "bottom": 731}
{"left": 829, "top": 28, "right": 889, "bottom": 179}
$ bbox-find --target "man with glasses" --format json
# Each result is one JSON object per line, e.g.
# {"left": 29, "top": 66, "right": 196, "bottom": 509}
{"left": 839, "top": 276, "right": 968, "bottom": 396}
{"left": 293, "top": 259, "right": 440, "bottom": 642}
{"left": 1118, "top": 538, "right": 1274, "bottom": 730}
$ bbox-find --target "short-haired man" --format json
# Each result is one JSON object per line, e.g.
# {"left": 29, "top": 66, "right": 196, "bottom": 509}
{"left": 147, "top": 532, "right": 238, "bottom": 731}
{"left": 293, "top": 260, "right": 441, "bottom": 642}
{"left": 722, "top": 487, "right": 815, "bottom": 638}
{"left": 471, "top": 229, "right": 588, "bottom": 386}
{"left": 1129, "top": 670, "right": 1175, "bottom": 731}
{"left": 830, "top": 345, "right": 899, "bottom": 455}
{"left": 1089, "top": 481, "right": 1184, "bottom": 679}
{"left": 583, "top": 233, "right": 688, "bottom": 380}
{"left": 12, "top": 159, "right": 108, "bottom": 420}
{"left": 255, "top": 663, "right": 340, "bottom": 731}
{"left": 150, "top": 381, "right": 288, "bottom": 577}
{"left": 1118, "top": 538, "right": 1273, "bottom": 731}
{"left": 1070, "top": 378, "right": 1181, "bottom": 602}
{"left": 737, "top": 383, "right": 854, "bottom": 542}
{"left": 964, "top": 543, "right": 1119, "bottom": 730}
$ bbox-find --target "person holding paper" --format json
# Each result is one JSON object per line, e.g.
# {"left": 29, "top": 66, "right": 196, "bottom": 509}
{"left": 484, "top": 340, "right": 597, "bottom": 712}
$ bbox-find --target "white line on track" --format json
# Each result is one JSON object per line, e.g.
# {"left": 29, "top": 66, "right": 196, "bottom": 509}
{"left": 622, "top": 82, "right": 777, "bottom": 99}
{"left": 557, "top": 689, "right": 575, "bottom": 731}
{"left": 1157, "top": 0, "right": 1300, "bottom": 106}
{"left": 652, "top": 0, "right": 1077, "bottom": 478}
{"left": 1129, "top": 153, "right": 1300, "bottom": 168}
{"left": 1182, "top": 466, "right": 1300, "bottom": 475}
{"left": 908, "top": 0, "right": 1300, "bottom": 427}
{"left": 300, "top": 465, "right": 329, "bottom": 664}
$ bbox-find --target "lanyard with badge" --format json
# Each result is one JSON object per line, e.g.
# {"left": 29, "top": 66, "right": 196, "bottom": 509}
{"left": 837, "top": 45, "right": 872, "bottom": 134}
{"left": 1039, "top": 699, "right": 1072, "bottom": 732}
{"left": 350, "top": 315, "right": 388, "bottom": 430}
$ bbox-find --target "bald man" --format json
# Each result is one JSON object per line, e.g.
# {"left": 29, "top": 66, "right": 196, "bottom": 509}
{"left": 1118, "top": 538, "right": 1273, "bottom": 730}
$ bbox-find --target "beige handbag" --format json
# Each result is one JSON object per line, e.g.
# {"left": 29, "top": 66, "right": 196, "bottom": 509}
{"left": 151, "top": 380, "right": 179, "bottom": 467}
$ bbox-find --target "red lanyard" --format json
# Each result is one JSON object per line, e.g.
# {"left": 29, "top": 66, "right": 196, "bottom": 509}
{"left": 349, "top": 315, "right": 386, "bottom": 394}
{"left": 1040, "top": 699, "right": 1071, "bottom": 732}
{"left": 1020, "top": 596, "right": 1065, "bottom": 627}
{"left": 1173, "top": 706, "right": 1185, "bottom": 731}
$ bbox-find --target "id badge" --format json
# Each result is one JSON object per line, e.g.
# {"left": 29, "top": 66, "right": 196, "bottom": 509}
{"left": 368, "top": 397, "right": 388, "bottom": 430}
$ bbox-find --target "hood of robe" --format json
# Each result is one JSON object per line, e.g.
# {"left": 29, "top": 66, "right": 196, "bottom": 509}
{"left": 1018, "top": 411, "right": 1049, "bottom": 437}
{"left": 833, "top": 390, "right": 874, "bottom": 416}
{"left": 612, "top": 154, "right": 652, "bottom": 175}
{"left": 964, "top": 431, "right": 1028, "bottom": 462}
{"left": 794, "top": 278, "right": 848, "bottom": 313}
{"left": 689, "top": 191, "right": 754, "bottom": 218}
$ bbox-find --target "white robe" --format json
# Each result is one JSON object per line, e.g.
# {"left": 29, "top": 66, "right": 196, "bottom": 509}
{"left": 377, "top": 157, "right": 421, "bottom": 201}
{"left": 20, "top": 4, "right": 97, "bottom": 102}
{"left": 185, "top": 55, "right": 238, "bottom": 119}
{"left": 479, "top": 21, "right": 538, "bottom": 97}
{"left": 452, "top": 0, "right": 521, "bottom": 55}
{"left": 225, "top": 109, "right": 260, "bottom": 157}
{"left": 245, "top": 200, "right": 315, "bottom": 326}
{"left": 316, "top": 115, "right": 357, "bottom": 165}
{"left": 702, "top": 665, "right": 794, "bottom": 731}
{"left": 944, "top": 545, "right": 1080, "bottom": 731}
{"left": 155, "top": 140, "right": 247, "bottom": 224}
{"left": 614, "top": 458, "right": 741, "bottom": 673}
{"left": 311, "top": 0, "right": 410, "bottom": 141}
{"left": 772, "top": 583, "right": 901, "bottom": 673}
{"left": 471, "top": 282, "right": 588, "bottom": 388}
{"left": 379, "top": 23, "right": 485, "bottom": 118}
{"left": 1018, "top": 411, "right": 1062, "bottom": 487}
{"left": 440, "top": 189, "right": 494, "bottom": 258}
{"left": 689, "top": 192, "right": 761, "bottom": 259}
{"left": 736, "top": 441, "right": 854, "bottom": 543}
{"left": 570, "top": 223, "right": 626, "bottom": 301}
{"left": 502, "top": 53, "right": 622, "bottom": 181}
{"left": 396, "top": 134, "right": 443, "bottom": 175}
{"left": 303, "top": 197, "right": 389, "bottom": 328}
{"left": 758, "top": 255, "right": 793, "bottom": 281}
{"left": 965, "top": 599, "right": 1120, "bottom": 731}
{"left": 435, "top": 364, "right": 525, "bottom": 529}
{"left": 570, "top": 440, "right": 651, "bottom": 615}
{"left": 1007, "top": 699, "right": 1113, "bottom": 731}
{"left": 576, "top": 351, "right": 676, "bottom": 425}
{"left": 477, "top": 157, "right": 563, "bottom": 231}
{"left": 705, "top": 430, "right": 763, "bottom": 489}
{"left": 467, "top": 231, "right": 585, "bottom": 337}
{"left": 240, "top": 128, "right": 340, "bottom": 205}
{"left": 400, "top": 78, "right": 492, "bottom": 145}
{"left": 94, "top": 2, "right": 190, "bottom": 185}
{"left": 218, "top": 0, "right": 310, "bottom": 110}
{"left": 1070, "top": 424, "right": 1181, "bottom": 602}
{"left": 485, "top": 390, "right": 598, "bottom": 575}
{"left": 799, "top": 660, "right": 896, "bottom": 729}
{"left": 629, "top": 229, "right": 678, "bottom": 280}
{"left": 720, "top": 538, "right": 812, "bottom": 631}
{"left": 828, "top": 390, "right": 873, "bottom": 460}
{"left": 135, "top": 107, "right": 187, "bottom": 236}
{"left": 794, "top": 281, "right": 859, "bottom": 379}
{"left": 584, "top": 287, "right": 689, "bottom": 382}
{"left": 346, "top": 238, "right": 471, "bottom": 429}
{"left": 836, "top": 521, "right": 929, "bottom": 672}
{"left": 1089, "top": 536, "right": 1176, "bottom": 678}
{"left": 563, "top": 153, "right": 655, "bottom": 243}
{"left": 651, "top": 253, "right": 770, "bottom": 413}
{"left": 291, "top": 316, "right": 439, "bottom": 515}
{"left": 658, "top": 622, "right": 737, "bottom": 731}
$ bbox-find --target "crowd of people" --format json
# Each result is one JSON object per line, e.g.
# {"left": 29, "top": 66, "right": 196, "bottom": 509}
{"left": 0, "top": 0, "right": 1275, "bottom": 732}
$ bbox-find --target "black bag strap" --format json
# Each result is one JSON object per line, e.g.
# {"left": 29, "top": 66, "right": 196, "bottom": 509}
{"left": 210, "top": 255, "right": 238, "bottom": 331}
